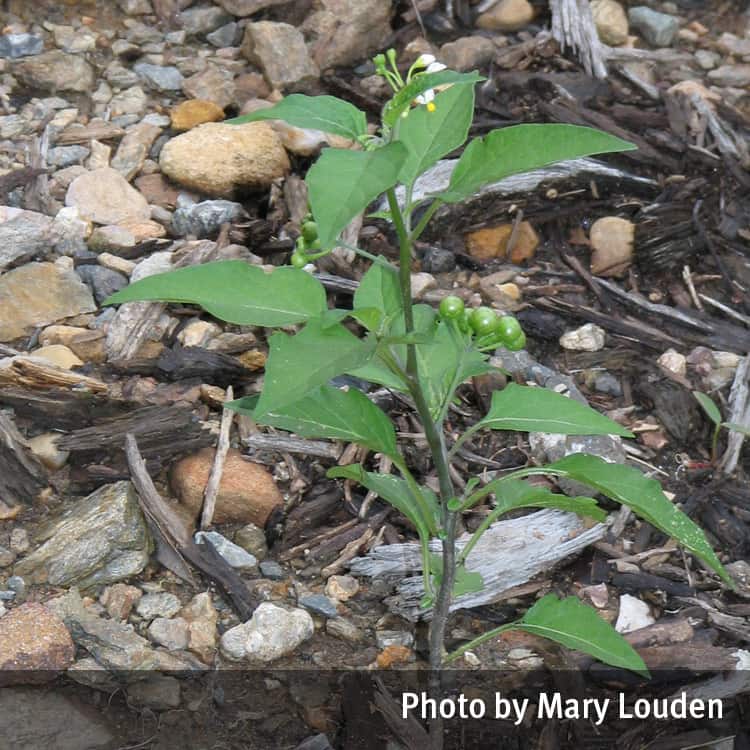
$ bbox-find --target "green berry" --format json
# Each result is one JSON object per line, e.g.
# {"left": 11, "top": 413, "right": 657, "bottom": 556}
{"left": 290, "top": 250, "right": 308, "bottom": 269}
{"left": 505, "top": 330, "right": 526, "bottom": 351}
{"left": 301, "top": 220, "right": 318, "bottom": 244}
{"left": 469, "top": 306, "right": 497, "bottom": 336}
{"left": 496, "top": 315, "right": 522, "bottom": 344}
{"left": 439, "top": 295, "right": 464, "bottom": 320}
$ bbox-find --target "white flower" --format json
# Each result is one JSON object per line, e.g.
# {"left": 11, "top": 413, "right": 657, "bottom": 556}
{"left": 416, "top": 53, "right": 436, "bottom": 67}
{"left": 425, "top": 61, "right": 447, "bottom": 74}
{"left": 415, "top": 89, "right": 435, "bottom": 105}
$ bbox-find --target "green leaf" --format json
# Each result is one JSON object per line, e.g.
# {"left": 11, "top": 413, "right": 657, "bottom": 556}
{"left": 397, "top": 83, "right": 475, "bottom": 186}
{"left": 724, "top": 422, "right": 750, "bottom": 436}
{"left": 228, "top": 385, "right": 398, "bottom": 459}
{"left": 477, "top": 383, "right": 634, "bottom": 437}
{"left": 226, "top": 94, "right": 367, "bottom": 141}
{"left": 486, "top": 478, "right": 606, "bottom": 521}
{"left": 353, "top": 260, "right": 403, "bottom": 329}
{"left": 328, "top": 464, "right": 439, "bottom": 536}
{"left": 255, "top": 319, "right": 374, "bottom": 416}
{"left": 693, "top": 391, "right": 722, "bottom": 426}
{"left": 103, "top": 261, "right": 326, "bottom": 327}
{"left": 383, "top": 70, "right": 483, "bottom": 127}
{"left": 518, "top": 594, "right": 648, "bottom": 675}
{"left": 347, "top": 354, "right": 409, "bottom": 392}
{"left": 428, "top": 554, "right": 484, "bottom": 597}
{"left": 543, "top": 453, "right": 733, "bottom": 586}
{"left": 307, "top": 142, "right": 407, "bottom": 250}
{"left": 440, "top": 124, "right": 637, "bottom": 204}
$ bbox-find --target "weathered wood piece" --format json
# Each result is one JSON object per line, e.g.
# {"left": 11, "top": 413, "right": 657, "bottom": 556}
{"left": 0, "top": 413, "right": 47, "bottom": 505}
{"left": 549, "top": 0, "right": 607, "bottom": 79}
{"left": 200, "top": 386, "right": 233, "bottom": 530}
{"left": 0, "top": 355, "right": 107, "bottom": 392}
{"left": 721, "top": 354, "right": 750, "bottom": 475}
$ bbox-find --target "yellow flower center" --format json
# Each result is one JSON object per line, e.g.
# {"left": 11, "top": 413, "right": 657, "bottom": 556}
{"left": 426, "top": 101, "right": 436, "bottom": 112}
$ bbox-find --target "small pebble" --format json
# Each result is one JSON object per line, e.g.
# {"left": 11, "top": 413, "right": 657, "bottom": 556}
{"left": 260, "top": 561, "right": 285, "bottom": 580}
{"left": 298, "top": 594, "right": 339, "bottom": 619}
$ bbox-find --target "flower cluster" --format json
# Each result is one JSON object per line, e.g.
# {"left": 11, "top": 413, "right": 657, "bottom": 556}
{"left": 373, "top": 50, "right": 447, "bottom": 113}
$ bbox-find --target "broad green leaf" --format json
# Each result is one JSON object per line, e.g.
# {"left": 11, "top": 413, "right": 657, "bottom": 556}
{"left": 428, "top": 554, "right": 484, "bottom": 597}
{"left": 477, "top": 383, "right": 634, "bottom": 437}
{"left": 348, "top": 354, "right": 409, "bottom": 392}
{"left": 544, "top": 453, "right": 733, "bottom": 586}
{"left": 486, "top": 478, "right": 606, "bottom": 521}
{"left": 397, "top": 83, "right": 475, "bottom": 186}
{"left": 227, "top": 385, "right": 398, "bottom": 459}
{"left": 724, "top": 422, "right": 750, "bottom": 436}
{"left": 255, "top": 319, "right": 374, "bottom": 416}
{"left": 328, "top": 464, "right": 439, "bottom": 535}
{"left": 103, "top": 261, "right": 325, "bottom": 327}
{"left": 383, "top": 70, "right": 483, "bottom": 127}
{"left": 353, "top": 260, "right": 403, "bottom": 329}
{"left": 518, "top": 594, "right": 648, "bottom": 675}
{"left": 307, "top": 142, "right": 407, "bottom": 250}
{"left": 693, "top": 391, "right": 722, "bottom": 426}
{"left": 226, "top": 94, "right": 367, "bottom": 141}
{"left": 440, "top": 124, "right": 637, "bottom": 204}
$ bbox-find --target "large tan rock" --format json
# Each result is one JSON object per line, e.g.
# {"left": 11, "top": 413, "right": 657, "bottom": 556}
{"left": 0, "top": 603, "right": 75, "bottom": 675}
{"left": 476, "top": 0, "right": 534, "bottom": 31}
{"left": 65, "top": 167, "right": 151, "bottom": 225}
{"left": 159, "top": 122, "right": 289, "bottom": 198}
{"left": 590, "top": 0, "right": 629, "bottom": 46}
{"left": 31, "top": 344, "right": 83, "bottom": 370}
{"left": 171, "top": 447, "right": 283, "bottom": 526}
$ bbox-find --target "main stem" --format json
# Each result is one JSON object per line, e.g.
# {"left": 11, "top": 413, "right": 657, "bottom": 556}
{"left": 387, "top": 188, "right": 458, "bottom": 747}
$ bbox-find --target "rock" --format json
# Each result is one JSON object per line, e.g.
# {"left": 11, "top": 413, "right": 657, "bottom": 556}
{"left": 658, "top": 348, "right": 687, "bottom": 376}
{"left": 160, "top": 122, "right": 288, "bottom": 197}
{"left": 593, "top": 372, "right": 622, "bottom": 397}
{"left": 133, "top": 62, "right": 184, "bottom": 92}
{"left": 47, "top": 145, "right": 91, "bottom": 168}
{"left": 66, "top": 168, "right": 151, "bottom": 225}
{"left": 302, "top": 0, "right": 392, "bottom": 69}
{"left": 410, "top": 271, "right": 437, "bottom": 300}
{"left": 589, "top": 216, "right": 634, "bottom": 277}
{"left": 13, "top": 51, "right": 95, "bottom": 92}
{"left": 707, "top": 65, "right": 750, "bottom": 87}
{"left": 136, "top": 592, "right": 182, "bottom": 620}
{"left": 31, "top": 344, "right": 83, "bottom": 370}
{"left": 182, "top": 66, "right": 237, "bottom": 109}
{"left": 135, "top": 173, "right": 182, "bottom": 209}
{"left": 559, "top": 323, "right": 606, "bottom": 352}
{"left": 170, "top": 99, "right": 225, "bottom": 131}
{"left": 299, "top": 594, "right": 339, "bottom": 619}
{"left": 195, "top": 531, "right": 258, "bottom": 570}
{"left": 218, "top": 0, "right": 289, "bottom": 14}
{"left": 717, "top": 32, "right": 750, "bottom": 58}
{"left": 9, "top": 528, "right": 29, "bottom": 554}
{"left": 148, "top": 616, "right": 190, "bottom": 650}
{"left": 118, "top": 0, "right": 154, "bottom": 13}
{"left": 376, "top": 644, "right": 413, "bottom": 668}
{"left": 695, "top": 50, "right": 720, "bottom": 70}
{"left": 220, "top": 603, "right": 314, "bottom": 662}
{"left": 590, "top": 0, "right": 629, "bottom": 46}
{"left": 476, "top": 0, "right": 534, "bottom": 31}
{"left": 266, "top": 117, "right": 351, "bottom": 157}
{"left": 465, "top": 221, "right": 539, "bottom": 263}
{"left": 296, "top": 735, "right": 334, "bottom": 750}
{"left": 242, "top": 22, "right": 319, "bottom": 92}
{"left": 0, "top": 33, "right": 44, "bottom": 59}
{"left": 127, "top": 675, "right": 181, "bottom": 710}
{"left": 260, "top": 560, "right": 285, "bottom": 579}
{"left": 76, "top": 265, "right": 128, "bottom": 304}
{"left": 0, "top": 688, "right": 115, "bottom": 748}
{"left": 207, "top": 22, "right": 242, "bottom": 48}
{"left": 615, "top": 594, "right": 655, "bottom": 633}
{"left": 0, "top": 262, "right": 96, "bottom": 342}
{"left": 179, "top": 592, "right": 218, "bottom": 662}
{"left": 88, "top": 224, "right": 137, "bottom": 254}
{"left": 233, "top": 523, "right": 268, "bottom": 560}
{"left": 376, "top": 630, "right": 414, "bottom": 649}
{"left": 26, "top": 432, "right": 70, "bottom": 470}
{"left": 0, "top": 546, "right": 16, "bottom": 567}
{"left": 180, "top": 6, "right": 233, "bottom": 36}
{"left": 628, "top": 6, "right": 679, "bottom": 47}
{"left": 177, "top": 319, "right": 221, "bottom": 347}
{"left": 325, "top": 575, "right": 359, "bottom": 602}
{"left": 325, "top": 617, "right": 364, "bottom": 644}
{"left": 14, "top": 481, "right": 152, "bottom": 589}
{"left": 51, "top": 24, "right": 97, "bottom": 54}
{"left": 171, "top": 447, "right": 284, "bottom": 526}
{"left": 39, "top": 325, "right": 106, "bottom": 364}
{"left": 439, "top": 36, "right": 496, "bottom": 71}
{"left": 0, "top": 603, "right": 74, "bottom": 673}
{"left": 0, "top": 209, "right": 54, "bottom": 271}
{"left": 421, "top": 246, "right": 456, "bottom": 274}
{"left": 172, "top": 199, "right": 247, "bottom": 237}
{"left": 100, "top": 583, "right": 142, "bottom": 620}
{"left": 111, "top": 122, "right": 163, "bottom": 181}
{"left": 110, "top": 85, "right": 148, "bottom": 117}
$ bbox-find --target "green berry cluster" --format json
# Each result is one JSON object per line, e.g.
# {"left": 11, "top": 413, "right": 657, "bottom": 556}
{"left": 438, "top": 296, "right": 526, "bottom": 351}
{"left": 290, "top": 214, "right": 326, "bottom": 268}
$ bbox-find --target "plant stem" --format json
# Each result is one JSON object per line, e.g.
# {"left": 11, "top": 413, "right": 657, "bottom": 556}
{"left": 410, "top": 199, "right": 442, "bottom": 243}
{"left": 445, "top": 623, "right": 516, "bottom": 664}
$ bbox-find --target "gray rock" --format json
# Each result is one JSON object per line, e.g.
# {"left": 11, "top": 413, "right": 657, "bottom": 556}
{"left": 420, "top": 246, "right": 456, "bottom": 274}
{"left": 0, "top": 209, "right": 54, "bottom": 271}
{"left": 127, "top": 675, "right": 181, "bottom": 710}
{"left": 111, "top": 121, "right": 163, "bottom": 181}
{"left": 118, "top": 0, "right": 154, "bottom": 13}
{"left": 195, "top": 531, "right": 258, "bottom": 570}
{"left": 88, "top": 225, "right": 137, "bottom": 254}
{"left": 708, "top": 65, "right": 750, "bottom": 87}
{"left": 299, "top": 594, "right": 339, "bottom": 619}
{"left": 628, "top": 6, "right": 679, "bottom": 47}
{"left": 148, "top": 616, "right": 190, "bottom": 650}
{"left": 47, "top": 145, "right": 91, "bottom": 169}
{"left": 136, "top": 592, "right": 182, "bottom": 620}
{"left": 375, "top": 629, "right": 414, "bottom": 649}
{"left": 594, "top": 372, "right": 623, "bottom": 397}
{"left": 105, "top": 62, "right": 140, "bottom": 89}
{"left": 134, "top": 63, "right": 184, "bottom": 92}
{"left": 325, "top": 617, "right": 364, "bottom": 644}
{"left": 0, "top": 33, "right": 44, "bottom": 59}
{"left": 180, "top": 6, "right": 233, "bottom": 36}
{"left": 260, "top": 560, "right": 285, "bottom": 579}
{"left": 0, "top": 546, "right": 15, "bottom": 568}
{"left": 234, "top": 523, "right": 268, "bottom": 560}
{"left": 0, "top": 114, "right": 26, "bottom": 139}
{"left": 0, "top": 689, "right": 115, "bottom": 749}
{"left": 220, "top": 603, "right": 314, "bottom": 662}
{"left": 218, "top": 0, "right": 290, "bottom": 15}
{"left": 242, "top": 22, "right": 320, "bottom": 92}
{"left": 13, "top": 51, "right": 95, "bottom": 92}
{"left": 172, "top": 199, "right": 247, "bottom": 237}
{"left": 76, "top": 265, "right": 128, "bottom": 304}
{"left": 207, "top": 22, "right": 242, "bottom": 48}
{"left": 14, "top": 482, "right": 152, "bottom": 589}
{"left": 295, "top": 735, "right": 334, "bottom": 750}
{"left": 6, "top": 576, "right": 25, "bottom": 601}
{"left": 182, "top": 65, "right": 237, "bottom": 109}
